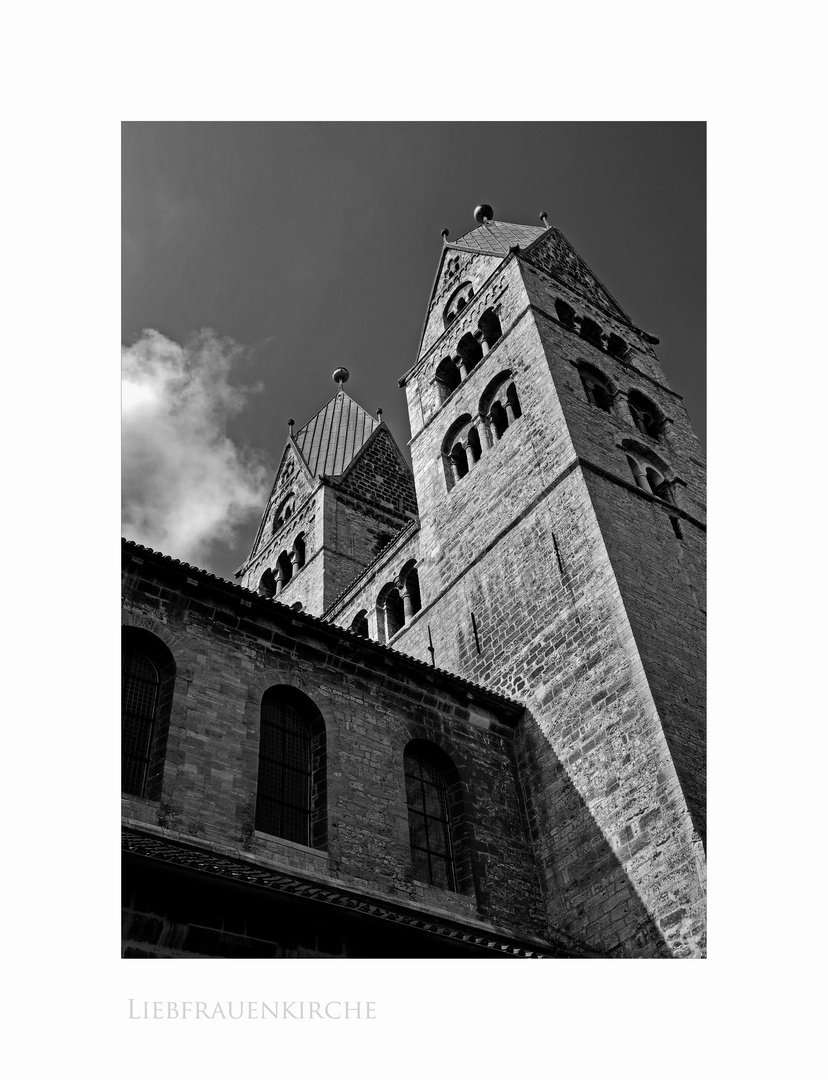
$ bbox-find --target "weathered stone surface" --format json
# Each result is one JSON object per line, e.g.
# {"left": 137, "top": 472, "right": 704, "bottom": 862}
{"left": 123, "top": 212, "right": 706, "bottom": 959}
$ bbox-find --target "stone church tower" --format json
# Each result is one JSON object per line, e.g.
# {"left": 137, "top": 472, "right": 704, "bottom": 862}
{"left": 325, "top": 205, "right": 706, "bottom": 956}
{"left": 122, "top": 204, "right": 705, "bottom": 959}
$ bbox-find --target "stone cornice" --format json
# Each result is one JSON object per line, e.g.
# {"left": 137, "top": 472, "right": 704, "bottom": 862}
{"left": 122, "top": 826, "right": 595, "bottom": 958}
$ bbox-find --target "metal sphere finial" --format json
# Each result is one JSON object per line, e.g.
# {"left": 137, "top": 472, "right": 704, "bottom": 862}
{"left": 474, "top": 203, "right": 494, "bottom": 224}
{"left": 332, "top": 367, "right": 350, "bottom": 387}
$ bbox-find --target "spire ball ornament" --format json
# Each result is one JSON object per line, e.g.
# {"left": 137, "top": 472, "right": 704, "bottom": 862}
{"left": 332, "top": 367, "right": 350, "bottom": 387}
{"left": 474, "top": 203, "right": 494, "bottom": 223}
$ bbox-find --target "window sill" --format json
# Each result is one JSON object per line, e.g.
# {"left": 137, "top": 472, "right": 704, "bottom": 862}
{"left": 252, "top": 831, "right": 328, "bottom": 861}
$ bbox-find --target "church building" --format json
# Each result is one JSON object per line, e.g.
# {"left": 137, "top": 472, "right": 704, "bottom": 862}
{"left": 122, "top": 205, "right": 706, "bottom": 958}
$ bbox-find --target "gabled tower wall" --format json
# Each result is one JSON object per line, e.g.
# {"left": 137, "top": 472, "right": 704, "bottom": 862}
{"left": 239, "top": 414, "right": 417, "bottom": 618}
{"left": 389, "top": 223, "right": 706, "bottom": 957}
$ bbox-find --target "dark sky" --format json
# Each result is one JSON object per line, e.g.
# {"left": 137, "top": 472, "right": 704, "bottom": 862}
{"left": 122, "top": 122, "right": 705, "bottom": 579}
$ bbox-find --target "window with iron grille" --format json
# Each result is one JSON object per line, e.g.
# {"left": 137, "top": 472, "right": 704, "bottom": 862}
{"left": 122, "top": 649, "right": 159, "bottom": 797}
{"left": 122, "top": 626, "right": 175, "bottom": 800}
{"left": 255, "top": 689, "right": 326, "bottom": 848}
{"left": 404, "top": 747, "right": 457, "bottom": 891}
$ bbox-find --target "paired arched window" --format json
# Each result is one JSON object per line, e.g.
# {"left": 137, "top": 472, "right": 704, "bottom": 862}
{"left": 555, "top": 296, "right": 634, "bottom": 360}
{"left": 578, "top": 363, "right": 614, "bottom": 412}
{"left": 350, "top": 609, "right": 369, "bottom": 638}
{"left": 122, "top": 628, "right": 175, "bottom": 800}
{"left": 433, "top": 307, "right": 506, "bottom": 410}
{"left": 375, "top": 561, "right": 423, "bottom": 641}
{"left": 623, "top": 443, "right": 675, "bottom": 503}
{"left": 628, "top": 391, "right": 662, "bottom": 439}
{"left": 404, "top": 741, "right": 462, "bottom": 892}
{"left": 255, "top": 686, "right": 327, "bottom": 849}
{"left": 479, "top": 371, "right": 522, "bottom": 443}
{"left": 440, "top": 377, "right": 523, "bottom": 492}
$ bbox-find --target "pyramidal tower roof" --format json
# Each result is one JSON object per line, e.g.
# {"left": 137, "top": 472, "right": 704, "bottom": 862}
{"left": 451, "top": 218, "right": 546, "bottom": 255}
{"left": 293, "top": 383, "right": 379, "bottom": 477}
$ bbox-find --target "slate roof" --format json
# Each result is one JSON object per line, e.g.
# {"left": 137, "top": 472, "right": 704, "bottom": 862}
{"left": 293, "top": 390, "right": 379, "bottom": 477}
{"left": 451, "top": 219, "right": 546, "bottom": 256}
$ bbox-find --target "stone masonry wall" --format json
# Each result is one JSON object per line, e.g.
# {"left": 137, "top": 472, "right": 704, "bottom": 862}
{"left": 386, "top": 251, "right": 706, "bottom": 956}
{"left": 418, "top": 249, "right": 502, "bottom": 361}
{"left": 121, "top": 548, "right": 549, "bottom": 944}
{"left": 524, "top": 260, "right": 707, "bottom": 843}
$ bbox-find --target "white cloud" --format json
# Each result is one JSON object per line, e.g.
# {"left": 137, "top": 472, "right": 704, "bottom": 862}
{"left": 122, "top": 329, "right": 268, "bottom": 570}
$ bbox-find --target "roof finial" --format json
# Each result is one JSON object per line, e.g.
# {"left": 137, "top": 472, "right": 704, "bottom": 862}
{"left": 288, "top": 418, "right": 295, "bottom": 433}
{"left": 539, "top": 211, "right": 549, "bottom": 228}
{"left": 332, "top": 367, "right": 350, "bottom": 390}
{"left": 441, "top": 228, "right": 450, "bottom": 243}
{"left": 474, "top": 203, "right": 494, "bottom": 224}
{"left": 377, "top": 408, "right": 383, "bottom": 421}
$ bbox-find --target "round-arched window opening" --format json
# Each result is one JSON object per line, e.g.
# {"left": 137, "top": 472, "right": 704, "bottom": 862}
{"left": 450, "top": 443, "right": 469, "bottom": 479}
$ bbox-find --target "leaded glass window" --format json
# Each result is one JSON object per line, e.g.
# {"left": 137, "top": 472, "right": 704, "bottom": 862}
{"left": 255, "top": 697, "right": 313, "bottom": 845}
{"left": 122, "top": 648, "right": 159, "bottom": 797}
{"left": 404, "top": 748, "right": 456, "bottom": 891}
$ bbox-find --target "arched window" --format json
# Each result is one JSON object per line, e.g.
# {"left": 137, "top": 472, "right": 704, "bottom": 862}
{"left": 506, "top": 382, "right": 522, "bottom": 420}
{"left": 442, "top": 414, "right": 476, "bottom": 491}
{"left": 376, "top": 582, "right": 405, "bottom": 642}
{"left": 645, "top": 466, "right": 672, "bottom": 501}
{"left": 350, "top": 610, "right": 369, "bottom": 638}
{"left": 490, "top": 400, "right": 508, "bottom": 438}
{"left": 467, "top": 426, "right": 482, "bottom": 463}
{"left": 277, "top": 550, "right": 293, "bottom": 589}
{"left": 628, "top": 390, "right": 663, "bottom": 439}
{"left": 450, "top": 442, "right": 469, "bottom": 479}
{"left": 404, "top": 742, "right": 460, "bottom": 892}
{"left": 623, "top": 443, "right": 676, "bottom": 503}
{"left": 400, "top": 561, "right": 422, "bottom": 620}
{"left": 293, "top": 532, "right": 306, "bottom": 571}
{"left": 443, "top": 281, "right": 475, "bottom": 327}
{"left": 555, "top": 297, "right": 577, "bottom": 328}
{"left": 255, "top": 687, "right": 326, "bottom": 848}
{"left": 578, "top": 363, "right": 614, "bottom": 413}
{"left": 456, "top": 331, "right": 483, "bottom": 373}
{"left": 479, "top": 371, "right": 521, "bottom": 443}
{"left": 257, "top": 567, "right": 277, "bottom": 599}
{"left": 607, "top": 332, "right": 630, "bottom": 359}
{"left": 478, "top": 307, "right": 502, "bottom": 348}
{"left": 434, "top": 356, "right": 461, "bottom": 403}
{"left": 580, "top": 316, "right": 604, "bottom": 348}
{"left": 122, "top": 628, "right": 175, "bottom": 800}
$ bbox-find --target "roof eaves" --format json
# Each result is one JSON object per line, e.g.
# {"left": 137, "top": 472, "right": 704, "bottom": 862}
{"left": 122, "top": 538, "right": 523, "bottom": 719}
